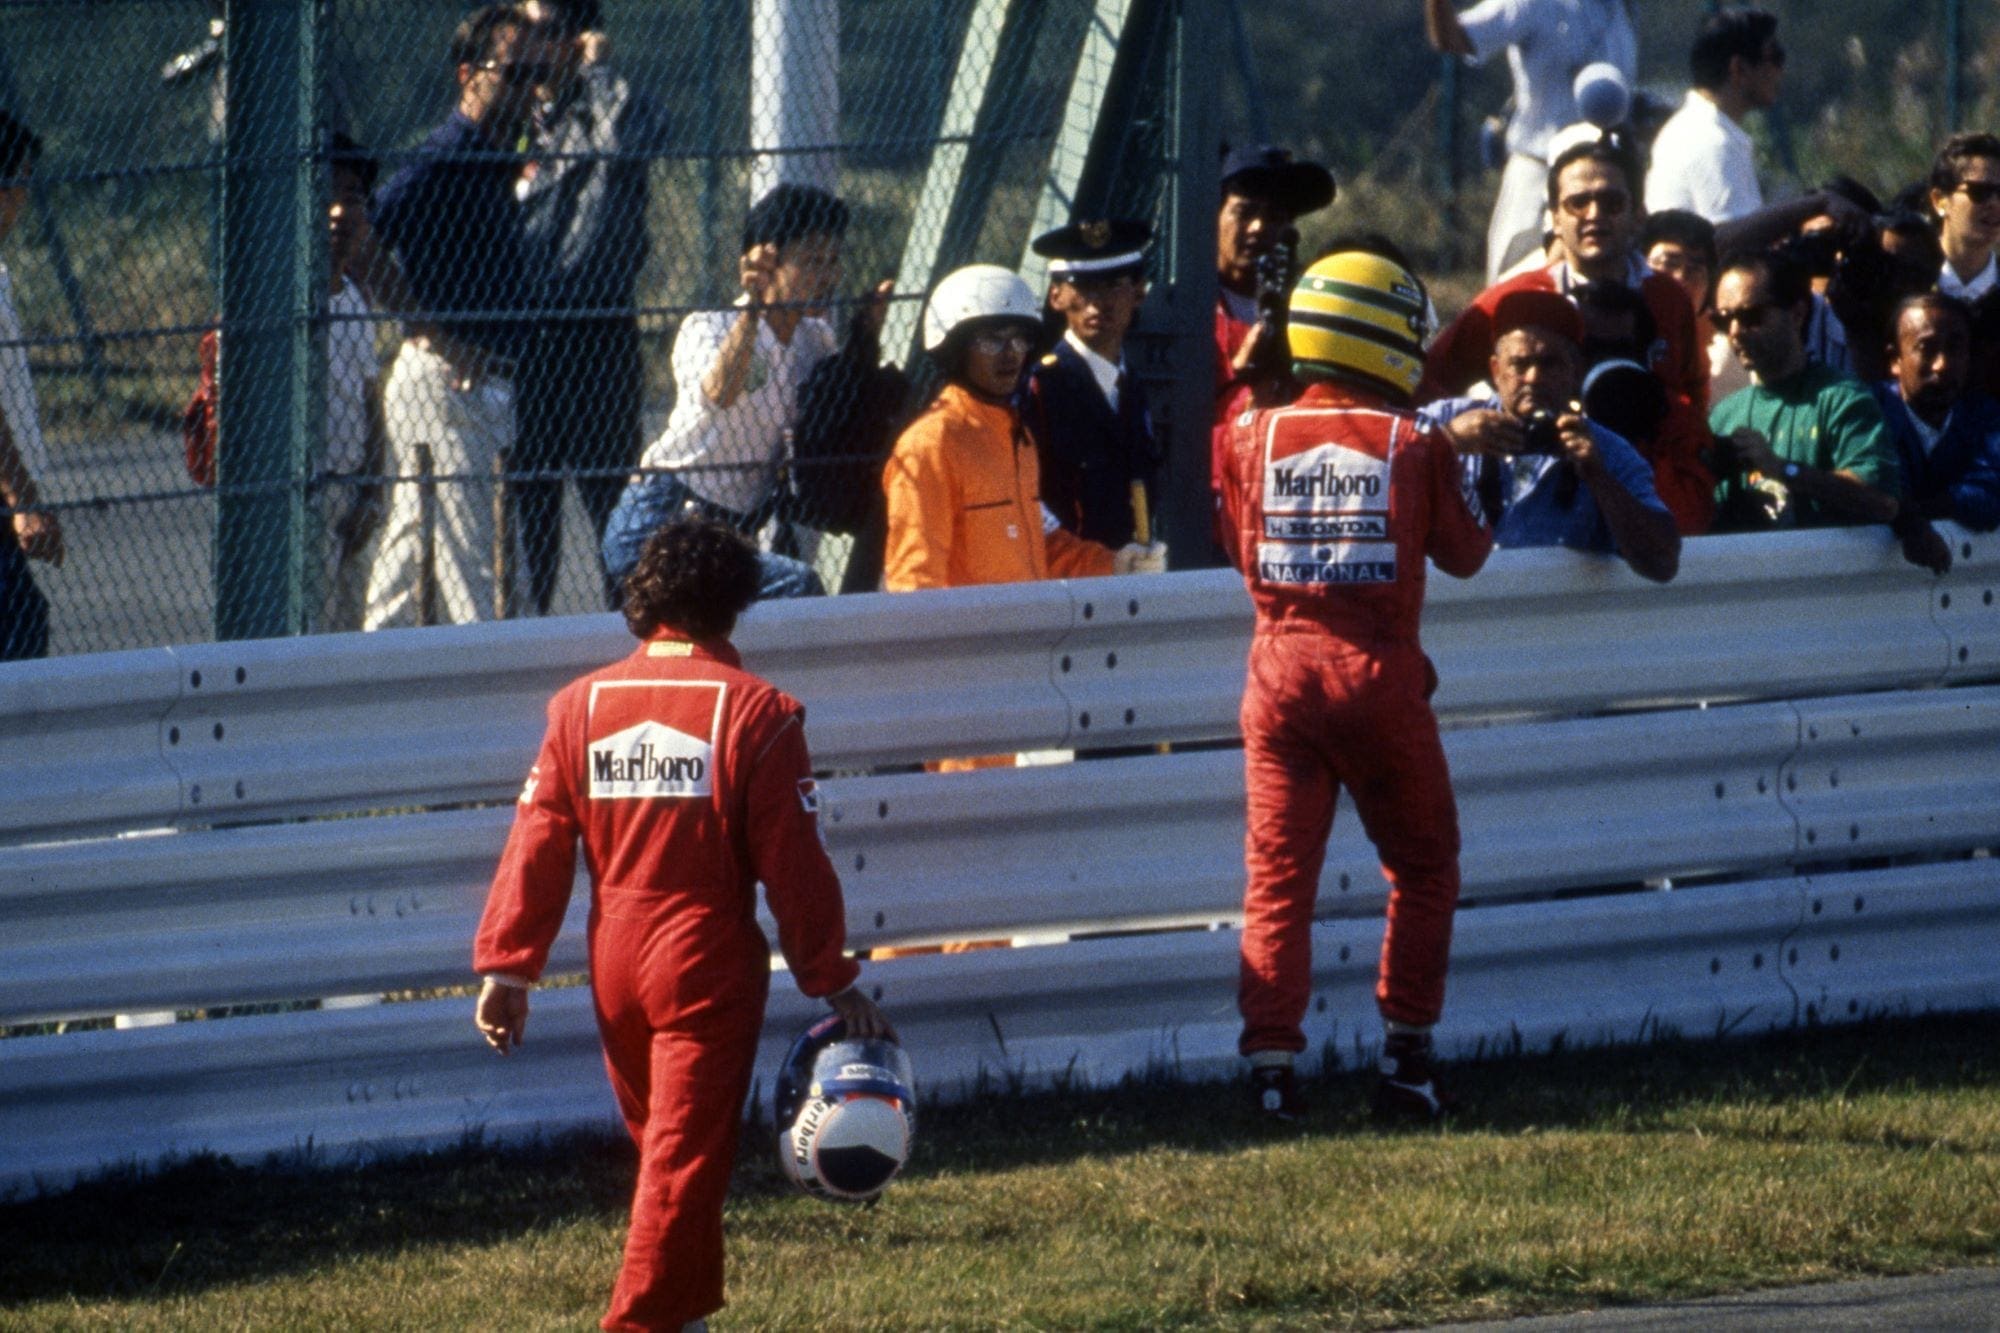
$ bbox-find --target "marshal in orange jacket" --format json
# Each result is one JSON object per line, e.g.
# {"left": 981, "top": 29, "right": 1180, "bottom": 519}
{"left": 881, "top": 381, "right": 1115, "bottom": 591}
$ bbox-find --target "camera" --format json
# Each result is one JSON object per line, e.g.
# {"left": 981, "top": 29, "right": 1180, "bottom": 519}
{"left": 1246, "top": 226, "right": 1300, "bottom": 386}
{"left": 1518, "top": 408, "right": 1564, "bottom": 456}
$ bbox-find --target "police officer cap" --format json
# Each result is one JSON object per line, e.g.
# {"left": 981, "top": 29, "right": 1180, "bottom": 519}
{"left": 1219, "top": 144, "right": 1336, "bottom": 217}
{"left": 1031, "top": 218, "right": 1152, "bottom": 281}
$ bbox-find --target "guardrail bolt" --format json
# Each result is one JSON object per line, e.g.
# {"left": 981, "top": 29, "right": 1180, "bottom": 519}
{"left": 1756, "top": 776, "right": 1768, "bottom": 793}
{"left": 877, "top": 800, "right": 889, "bottom": 819}
{"left": 189, "top": 785, "right": 201, "bottom": 804}
{"left": 1940, "top": 593, "right": 1953, "bottom": 610}
{"left": 190, "top": 671, "right": 202, "bottom": 688}
{"left": 1710, "top": 957, "right": 1722, "bottom": 974}
{"left": 853, "top": 854, "right": 865, "bottom": 871}
{"left": 168, "top": 727, "right": 180, "bottom": 745}
{"left": 1126, "top": 599, "right": 1138, "bottom": 617}
{"left": 1123, "top": 708, "right": 1135, "bottom": 725}
{"left": 1829, "top": 944, "right": 1840, "bottom": 961}
{"left": 234, "top": 782, "right": 245, "bottom": 800}
{"left": 1853, "top": 895, "right": 1866, "bottom": 913}
{"left": 1105, "top": 652, "right": 1118, "bottom": 669}
{"left": 1078, "top": 711, "right": 1092, "bottom": 729}
{"left": 1714, "top": 781, "right": 1725, "bottom": 799}
{"left": 1081, "top": 603, "right": 1095, "bottom": 621}
{"left": 1751, "top": 952, "right": 1764, "bottom": 969}
{"left": 1060, "top": 655, "right": 1071, "bottom": 673}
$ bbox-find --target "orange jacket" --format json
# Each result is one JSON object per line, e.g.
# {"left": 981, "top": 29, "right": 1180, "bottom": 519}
{"left": 882, "top": 381, "right": 1115, "bottom": 591}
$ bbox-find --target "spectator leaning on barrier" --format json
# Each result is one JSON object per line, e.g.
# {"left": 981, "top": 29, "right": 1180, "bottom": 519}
{"left": 1215, "top": 248, "right": 1492, "bottom": 1124}
{"left": 360, "top": 4, "right": 541, "bottom": 629}
{"left": 1871, "top": 293, "right": 2000, "bottom": 533}
{"left": 1022, "top": 218, "right": 1162, "bottom": 551}
{"left": 602, "top": 183, "right": 859, "bottom": 603}
{"left": 473, "top": 516, "right": 892, "bottom": 1333}
{"left": 1425, "top": 290, "right": 1679, "bottom": 580}
{"left": 882, "top": 264, "right": 1162, "bottom": 594}
{"left": 514, "top": 0, "right": 673, "bottom": 615}
{"left": 1422, "top": 0, "right": 1637, "bottom": 283}
{"left": 1425, "top": 129, "right": 1719, "bottom": 536}
{"left": 1644, "top": 7, "right": 1784, "bottom": 225}
{"left": 0, "top": 110, "right": 61, "bottom": 662}
{"left": 1707, "top": 250, "right": 1951, "bottom": 573}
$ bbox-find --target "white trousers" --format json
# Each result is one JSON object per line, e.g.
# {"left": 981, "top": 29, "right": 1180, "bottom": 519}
{"left": 364, "top": 342, "right": 522, "bottom": 628}
{"left": 1487, "top": 152, "right": 1551, "bottom": 284}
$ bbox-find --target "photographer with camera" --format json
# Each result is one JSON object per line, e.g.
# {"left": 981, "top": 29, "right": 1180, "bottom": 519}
{"left": 1211, "top": 145, "right": 1334, "bottom": 552}
{"left": 1427, "top": 290, "right": 1680, "bottom": 582}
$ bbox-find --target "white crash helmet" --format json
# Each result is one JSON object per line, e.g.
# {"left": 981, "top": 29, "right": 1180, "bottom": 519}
{"left": 773, "top": 1013, "right": 917, "bottom": 1203}
{"left": 921, "top": 263, "right": 1039, "bottom": 351}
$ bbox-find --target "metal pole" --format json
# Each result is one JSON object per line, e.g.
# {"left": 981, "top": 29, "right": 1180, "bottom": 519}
{"left": 698, "top": 0, "right": 725, "bottom": 302}
{"left": 1161, "top": 0, "right": 1220, "bottom": 569}
{"left": 750, "top": 0, "right": 840, "bottom": 199}
{"left": 217, "top": 0, "right": 321, "bottom": 641}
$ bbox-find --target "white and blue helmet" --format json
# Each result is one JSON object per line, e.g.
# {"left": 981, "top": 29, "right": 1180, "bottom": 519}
{"left": 773, "top": 1013, "right": 917, "bottom": 1203}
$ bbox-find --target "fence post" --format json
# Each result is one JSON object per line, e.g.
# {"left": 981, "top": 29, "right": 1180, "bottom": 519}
{"left": 750, "top": 0, "right": 840, "bottom": 199}
{"left": 1160, "top": 0, "right": 1221, "bottom": 570}
{"left": 216, "top": 0, "right": 323, "bottom": 641}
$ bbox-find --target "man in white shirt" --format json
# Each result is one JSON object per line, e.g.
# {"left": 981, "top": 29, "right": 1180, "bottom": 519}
{"left": 1646, "top": 8, "right": 1785, "bottom": 224}
{"left": 1423, "top": 0, "right": 1637, "bottom": 282}
{"left": 602, "top": 183, "right": 853, "bottom": 598}
{"left": 1929, "top": 132, "right": 2000, "bottom": 304}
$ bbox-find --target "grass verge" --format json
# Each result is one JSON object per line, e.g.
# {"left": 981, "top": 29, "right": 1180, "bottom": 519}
{"left": 3, "top": 1013, "right": 1998, "bottom": 1329}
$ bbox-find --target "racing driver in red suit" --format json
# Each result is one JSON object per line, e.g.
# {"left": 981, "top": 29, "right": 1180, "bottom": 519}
{"left": 473, "top": 517, "right": 890, "bottom": 1333}
{"left": 1216, "top": 247, "right": 1491, "bottom": 1122}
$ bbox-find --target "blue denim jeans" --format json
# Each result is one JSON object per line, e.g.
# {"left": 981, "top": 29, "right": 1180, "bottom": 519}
{"left": 601, "top": 472, "right": 825, "bottom": 607}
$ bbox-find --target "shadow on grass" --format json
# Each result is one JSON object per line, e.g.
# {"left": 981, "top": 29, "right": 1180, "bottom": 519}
{"left": 4, "top": 1011, "right": 1999, "bottom": 1308}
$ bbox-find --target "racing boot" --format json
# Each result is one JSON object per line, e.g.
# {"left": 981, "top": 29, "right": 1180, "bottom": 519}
{"left": 1373, "top": 1029, "right": 1454, "bottom": 1123}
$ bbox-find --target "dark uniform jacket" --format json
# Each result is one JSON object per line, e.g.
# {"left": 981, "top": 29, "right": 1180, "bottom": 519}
{"left": 1022, "top": 338, "right": 1162, "bottom": 548}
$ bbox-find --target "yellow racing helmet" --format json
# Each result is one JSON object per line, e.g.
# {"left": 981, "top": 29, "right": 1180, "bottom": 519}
{"left": 1287, "top": 251, "right": 1432, "bottom": 401}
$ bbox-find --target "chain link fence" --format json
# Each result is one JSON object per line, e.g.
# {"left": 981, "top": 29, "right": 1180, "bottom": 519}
{"left": 2, "top": 0, "right": 1185, "bottom": 658}
{"left": 7, "top": 0, "right": 1991, "bottom": 659}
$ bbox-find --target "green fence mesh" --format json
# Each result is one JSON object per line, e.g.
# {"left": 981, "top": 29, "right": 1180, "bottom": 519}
{"left": 0, "top": 0, "right": 1986, "bottom": 658}
{"left": 2, "top": 0, "right": 1178, "bottom": 656}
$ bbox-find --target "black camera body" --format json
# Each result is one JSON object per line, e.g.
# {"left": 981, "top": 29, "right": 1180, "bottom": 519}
{"left": 1518, "top": 408, "right": 1565, "bottom": 456}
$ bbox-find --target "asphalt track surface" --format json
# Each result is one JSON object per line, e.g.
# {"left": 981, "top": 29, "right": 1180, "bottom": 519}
{"left": 37, "top": 424, "right": 619, "bottom": 657}
{"left": 1435, "top": 1266, "right": 2000, "bottom": 1330}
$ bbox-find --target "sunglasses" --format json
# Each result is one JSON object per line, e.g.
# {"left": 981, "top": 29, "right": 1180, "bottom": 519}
{"left": 968, "top": 329, "right": 1033, "bottom": 356}
{"left": 1558, "top": 188, "right": 1629, "bottom": 219}
{"left": 1954, "top": 181, "right": 2000, "bottom": 207}
{"left": 1713, "top": 302, "right": 1779, "bottom": 332}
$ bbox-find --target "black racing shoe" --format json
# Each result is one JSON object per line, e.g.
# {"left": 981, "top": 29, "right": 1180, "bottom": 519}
{"left": 1249, "top": 1063, "right": 1306, "bottom": 1122}
{"left": 1373, "top": 1033, "right": 1454, "bottom": 1124}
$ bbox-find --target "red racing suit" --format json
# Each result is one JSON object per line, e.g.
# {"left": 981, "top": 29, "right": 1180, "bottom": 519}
{"left": 474, "top": 632, "right": 859, "bottom": 1332}
{"left": 1217, "top": 380, "right": 1492, "bottom": 1054}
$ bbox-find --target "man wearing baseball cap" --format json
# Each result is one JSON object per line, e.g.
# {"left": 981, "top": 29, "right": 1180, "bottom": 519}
{"left": 1213, "top": 145, "right": 1336, "bottom": 552}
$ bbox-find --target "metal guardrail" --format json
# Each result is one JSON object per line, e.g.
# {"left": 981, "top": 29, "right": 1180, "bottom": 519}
{"left": 2, "top": 526, "right": 1999, "bottom": 1190}
{"left": 15, "top": 858, "right": 1998, "bottom": 1192}
{"left": 6, "top": 525, "right": 1996, "bottom": 849}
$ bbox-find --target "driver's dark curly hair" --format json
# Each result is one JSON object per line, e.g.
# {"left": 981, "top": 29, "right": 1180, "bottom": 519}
{"left": 621, "top": 517, "right": 762, "bottom": 640}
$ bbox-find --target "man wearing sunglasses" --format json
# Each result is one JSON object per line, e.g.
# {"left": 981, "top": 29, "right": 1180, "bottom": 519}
{"left": 359, "top": 3, "right": 541, "bottom": 627}
{"left": 1423, "top": 0, "right": 1637, "bottom": 284}
{"left": 1707, "top": 251, "right": 1949, "bottom": 572}
{"left": 1930, "top": 133, "right": 2000, "bottom": 305}
{"left": 1424, "top": 130, "right": 1718, "bottom": 536}
{"left": 1646, "top": 7, "right": 1785, "bottom": 225}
